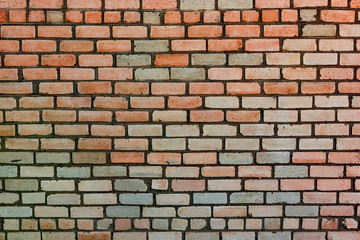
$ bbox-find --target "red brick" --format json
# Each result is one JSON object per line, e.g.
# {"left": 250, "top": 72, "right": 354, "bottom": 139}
{"left": 142, "top": 0, "right": 177, "bottom": 9}
{"left": 188, "top": 25, "right": 223, "bottom": 38}
{"left": 155, "top": 54, "right": 188, "bottom": 67}
{"left": 30, "top": 0, "right": 63, "bottom": 8}
{"left": 111, "top": 152, "right": 144, "bottom": 163}
{"left": 68, "top": 0, "right": 102, "bottom": 9}
{"left": 226, "top": 25, "right": 260, "bottom": 37}
{"left": 38, "top": 26, "right": 72, "bottom": 38}
{"left": 1, "top": 26, "right": 35, "bottom": 38}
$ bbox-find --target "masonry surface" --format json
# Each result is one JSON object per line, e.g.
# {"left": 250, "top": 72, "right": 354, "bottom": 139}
{"left": 0, "top": 0, "right": 360, "bottom": 239}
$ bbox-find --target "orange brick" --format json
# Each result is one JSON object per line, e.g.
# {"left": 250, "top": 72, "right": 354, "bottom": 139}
{"left": 256, "top": 0, "right": 290, "bottom": 8}
{"left": 154, "top": 54, "right": 188, "bottom": 67}
{"left": 113, "top": 26, "right": 147, "bottom": 38}
{"left": 124, "top": 11, "right": 140, "bottom": 23}
{"left": 208, "top": 39, "right": 242, "bottom": 52}
{"left": 226, "top": 25, "right": 260, "bottom": 37}
{"left": 321, "top": 10, "right": 355, "bottom": 22}
{"left": 190, "top": 83, "right": 224, "bottom": 95}
{"left": 111, "top": 152, "right": 144, "bottom": 163}
{"left": 264, "top": 82, "right": 298, "bottom": 94}
{"left": 264, "top": 25, "right": 298, "bottom": 37}
{"left": 38, "top": 26, "right": 72, "bottom": 38}
{"left": 85, "top": 11, "right": 102, "bottom": 24}
{"left": 115, "top": 82, "right": 149, "bottom": 94}
{"left": 115, "top": 111, "right": 149, "bottom": 122}
{"left": 61, "top": 68, "right": 95, "bottom": 81}
{"left": 224, "top": 11, "right": 241, "bottom": 23}
{"left": 168, "top": 96, "right": 202, "bottom": 109}
{"left": 9, "top": 10, "right": 26, "bottom": 22}
{"left": 97, "top": 40, "right": 131, "bottom": 52}
{"left": 183, "top": 11, "right": 200, "bottom": 23}
{"left": 41, "top": 54, "right": 76, "bottom": 67}
{"left": 66, "top": 11, "right": 83, "bottom": 23}
{"left": 147, "top": 153, "right": 181, "bottom": 165}
{"left": 78, "top": 138, "right": 111, "bottom": 150}
{"left": 190, "top": 110, "right": 224, "bottom": 122}
{"left": 1, "top": 26, "right": 35, "bottom": 38}
{"left": 226, "top": 111, "right": 260, "bottom": 122}
{"left": 151, "top": 26, "right": 185, "bottom": 38}
{"left": 142, "top": 0, "right": 177, "bottom": 9}
{"left": 262, "top": 10, "right": 279, "bottom": 22}
{"left": 60, "top": 40, "right": 94, "bottom": 52}
{"left": 104, "top": 11, "right": 121, "bottom": 23}
{"left": 4, "top": 55, "right": 38, "bottom": 67}
{"left": 227, "top": 83, "right": 261, "bottom": 95}
{"left": 164, "top": 11, "right": 181, "bottom": 24}
{"left": 68, "top": 0, "right": 102, "bottom": 9}
{"left": 188, "top": 25, "right": 223, "bottom": 38}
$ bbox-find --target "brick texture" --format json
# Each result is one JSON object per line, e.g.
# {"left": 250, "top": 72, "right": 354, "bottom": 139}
{"left": 0, "top": 0, "right": 359, "bottom": 238}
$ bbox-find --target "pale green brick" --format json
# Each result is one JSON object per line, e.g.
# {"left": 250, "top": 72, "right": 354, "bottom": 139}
{"left": 35, "top": 206, "right": 68, "bottom": 217}
{"left": 47, "top": 194, "right": 81, "bottom": 205}
{"left": 42, "top": 232, "right": 75, "bottom": 240}
{"left": 256, "top": 152, "right": 290, "bottom": 164}
{"left": 180, "top": 0, "right": 215, "bottom": 10}
{"left": 219, "top": 153, "right": 253, "bottom": 165}
{"left": 0, "top": 165, "right": 17, "bottom": 177}
{"left": 79, "top": 180, "right": 112, "bottom": 192}
{"left": 36, "top": 152, "right": 70, "bottom": 164}
{"left": 193, "top": 193, "right": 227, "bottom": 204}
{"left": 117, "top": 54, "right": 151, "bottom": 66}
{"left": 129, "top": 166, "right": 163, "bottom": 178}
{"left": 41, "top": 180, "right": 75, "bottom": 191}
{"left": 259, "top": 232, "right": 291, "bottom": 240}
{"left": 0, "top": 152, "right": 33, "bottom": 164}
{"left": 149, "top": 232, "right": 182, "bottom": 240}
{"left": 84, "top": 193, "right": 117, "bottom": 205}
{"left": 274, "top": 166, "right": 308, "bottom": 178}
{"left": 5, "top": 179, "right": 38, "bottom": 191}
{"left": 7, "top": 232, "right": 40, "bottom": 240}
{"left": 22, "top": 192, "right": 46, "bottom": 204}
{"left": 218, "top": 0, "right": 252, "bottom": 9}
{"left": 135, "top": 68, "right": 169, "bottom": 81}
{"left": 0, "top": 207, "right": 32, "bottom": 217}
{"left": 143, "top": 207, "right": 176, "bottom": 217}
{"left": 0, "top": 193, "right": 19, "bottom": 204}
{"left": 171, "top": 68, "right": 205, "bottom": 80}
{"left": 134, "top": 40, "right": 169, "bottom": 52}
{"left": 285, "top": 206, "right": 319, "bottom": 217}
{"left": 230, "top": 192, "right": 264, "bottom": 204}
{"left": 72, "top": 152, "right": 106, "bottom": 164}
{"left": 191, "top": 54, "right": 226, "bottom": 66}
{"left": 71, "top": 207, "right": 103, "bottom": 218}
{"left": 229, "top": 53, "right": 263, "bottom": 66}
{"left": 152, "top": 219, "right": 169, "bottom": 230}
{"left": 266, "top": 192, "right": 300, "bottom": 204}
{"left": 119, "top": 193, "right": 153, "bottom": 205}
{"left": 106, "top": 206, "right": 140, "bottom": 218}
{"left": 20, "top": 166, "right": 54, "bottom": 178}
{"left": 114, "top": 179, "right": 148, "bottom": 192}
{"left": 93, "top": 166, "right": 127, "bottom": 177}
{"left": 57, "top": 167, "right": 90, "bottom": 178}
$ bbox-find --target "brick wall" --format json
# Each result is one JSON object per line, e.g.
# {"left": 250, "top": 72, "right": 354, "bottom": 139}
{"left": 0, "top": 0, "right": 360, "bottom": 239}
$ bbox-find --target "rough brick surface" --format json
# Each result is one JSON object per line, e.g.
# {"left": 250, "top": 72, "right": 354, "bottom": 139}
{"left": 0, "top": 0, "right": 359, "bottom": 238}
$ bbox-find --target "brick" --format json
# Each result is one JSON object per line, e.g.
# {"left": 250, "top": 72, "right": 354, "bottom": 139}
{"left": 180, "top": 0, "right": 214, "bottom": 10}
{"left": 38, "top": 26, "right": 72, "bottom": 38}
{"left": 245, "top": 39, "right": 279, "bottom": 51}
{"left": 256, "top": 0, "right": 290, "bottom": 8}
{"left": 172, "top": 40, "right": 206, "bottom": 51}
{"left": 226, "top": 25, "right": 260, "bottom": 37}
{"left": 303, "top": 25, "right": 336, "bottom": 36}
{"left": 1, "top": 26, "right": 35, "bottom": 38}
